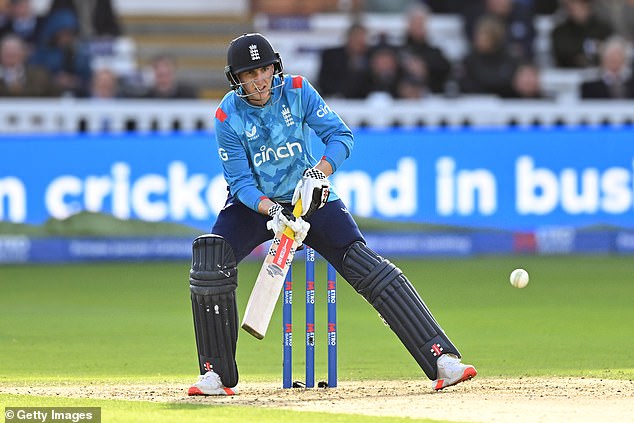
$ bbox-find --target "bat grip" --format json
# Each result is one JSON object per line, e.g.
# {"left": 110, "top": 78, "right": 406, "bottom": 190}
{"left": 282, "top": 199, "right": 303, "bottom": 238}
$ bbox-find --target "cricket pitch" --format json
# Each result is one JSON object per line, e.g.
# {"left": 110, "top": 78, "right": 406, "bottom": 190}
{"left": 3, "top": 377, "right": 632, "bottom": 423}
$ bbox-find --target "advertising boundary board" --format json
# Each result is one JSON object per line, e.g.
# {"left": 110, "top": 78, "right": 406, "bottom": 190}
{"left": 2, "top": 127, "right": 633, "bottom": 236}
{"left": 1, "top": 231, "right": 632, "bottom": 264}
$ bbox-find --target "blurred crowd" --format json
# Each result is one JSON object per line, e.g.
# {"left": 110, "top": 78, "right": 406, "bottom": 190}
{"left": 0, "top": 0, "right": 197, "bottom": 99}
{"left": 1, "top": 0, "right": 633, "bottom": 101}
{"left": 318, "top": 0, "right": 634, "bottom": 100}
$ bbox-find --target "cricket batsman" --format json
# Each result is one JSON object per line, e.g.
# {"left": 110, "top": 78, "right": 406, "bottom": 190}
{"left": 187, "top": 33, "right": 477, "bottom": 396}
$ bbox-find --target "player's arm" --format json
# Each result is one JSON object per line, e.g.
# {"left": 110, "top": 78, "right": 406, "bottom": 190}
{"left": 289, "top": 77, "right": 351, "bottom": 217}
{"left": 313, "top": 159, "right": 333, "bottom": 177}
{"left": 300, "top": 76, "right": 353, "bottom": 174}
{"left": 215, "top": 113, "right": 267, "bottom": 213}
{"left": 257, "top": 197, "right": 276, "bottom": 214}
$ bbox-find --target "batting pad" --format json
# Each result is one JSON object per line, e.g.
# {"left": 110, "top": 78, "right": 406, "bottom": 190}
{"left": 190, "top": 234, "right": 239, "bottom": 388}
{"left": 342, "top": 241, "right": 460, "bottom": 380}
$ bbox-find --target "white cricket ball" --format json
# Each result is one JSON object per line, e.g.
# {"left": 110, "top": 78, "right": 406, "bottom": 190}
{"left": 509, "top": 268, "right": 529, "bottom": 289}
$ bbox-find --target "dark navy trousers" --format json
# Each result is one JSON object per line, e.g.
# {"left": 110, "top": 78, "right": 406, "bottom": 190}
{"left": 211, "top": 197, "right": 364, "bottom": 277}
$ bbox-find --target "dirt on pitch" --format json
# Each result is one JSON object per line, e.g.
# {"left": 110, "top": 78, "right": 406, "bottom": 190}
{"left": 3, "top": 377, "right": 633, "bottom": 422}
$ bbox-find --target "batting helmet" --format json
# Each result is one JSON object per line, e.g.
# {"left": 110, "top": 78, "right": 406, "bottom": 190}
{"left": 225, "top": 33, "right": 284, "bottom": 95}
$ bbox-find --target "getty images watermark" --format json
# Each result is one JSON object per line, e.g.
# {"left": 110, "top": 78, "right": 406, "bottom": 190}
{"left": 5, "top": 407, "right": 100, "bottom": 423}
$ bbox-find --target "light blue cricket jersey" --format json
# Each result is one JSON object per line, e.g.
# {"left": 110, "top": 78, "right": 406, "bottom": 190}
{"left": 214, "top": 74, "right": 354, "bottom": 212}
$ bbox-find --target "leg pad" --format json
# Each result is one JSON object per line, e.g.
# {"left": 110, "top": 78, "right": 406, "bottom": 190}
{"left": 342, "top": 241, "right": 460, "bottom": 379}
{"left": 190, "top": 234, "right": 239, "bottom": 388}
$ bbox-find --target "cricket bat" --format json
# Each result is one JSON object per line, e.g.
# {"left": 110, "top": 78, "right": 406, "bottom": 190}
{"left": 241, "top": 200, "right": 303, "bottom": 339}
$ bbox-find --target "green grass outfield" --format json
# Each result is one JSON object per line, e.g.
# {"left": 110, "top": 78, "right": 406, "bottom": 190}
{"left": 1, "top": 255, "right": 633, "bottom": 422}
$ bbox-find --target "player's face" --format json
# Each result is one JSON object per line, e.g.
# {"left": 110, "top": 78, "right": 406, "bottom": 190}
{"left": 238, "top": 64, "right": 275, "bottom": 106}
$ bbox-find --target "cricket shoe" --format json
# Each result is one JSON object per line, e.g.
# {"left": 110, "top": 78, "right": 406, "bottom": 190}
{"left": 187, "top": 370, "right": 236, "bottom": 396}
{"left": 432, "top": 353, "right": 477, "bottom": 391}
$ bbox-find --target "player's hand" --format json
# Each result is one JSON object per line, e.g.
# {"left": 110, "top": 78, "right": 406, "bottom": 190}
{"left": 266, "top": 203, "right": 310, "bottom": 244}
{"left": 291, "top": 167, "right": 330, "bottom": 218}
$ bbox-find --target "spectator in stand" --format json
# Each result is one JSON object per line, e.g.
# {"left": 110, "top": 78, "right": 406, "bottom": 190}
{"left": 83, "top": 67, "right": 120, "bottom": 131}
{"left": 0, "top": 0, "right": 10, "bottom": 29}
{"left": 580, "top": 36, "right": 634, "bottom": 98}
{"left": 551, "top": 0, "right": 613, "bottom": 68}
{"left": 423, "top": 0, "right": 462, "bottom": 14}
{"left": 362, "top": 0, "right": 419, "bottom": 13}
{"left": 317, "top": 21, "right": 370, "bottom": 98}
{"left": 46, "top": 0, "right": 122, "bottom": 39}
{"left": 397, "top": 52, "right": 429, "bottom": 98}
{"left": 515, "top": 0, "right": 559, "bottom": 15}
{"left": 401, "top": 4, "right": 451, "bottom": 94}
{"left": 0, "top": 0, "right": 45, "bottom": 47}
{"left": 458, "top": 16, "right": 519, "bottom": 96}
{"left": 86, "top": 67, "right": 120, "bottom": 99}
{"left": 350, "top": 43, "right": 403, "bottom": 99}
{"left": 462, "top": 0, "right": 536, "bottom": 59}
{"left": 593, "top": 0, "right": 634, "bottom": 42}
{"left": 503, "top": 61, "right": 548, "bottom": 98}
{"left": 30, "top": 9, "right": 92, "bottom": 96}
{"left": 143, "top": 54, "right": 198, "bottom": 99}
{"left": 532, "top": 0, "right": 560, "bottom": 15}
{"left": 0, "top": 34, "right": 56, "bottom": 96}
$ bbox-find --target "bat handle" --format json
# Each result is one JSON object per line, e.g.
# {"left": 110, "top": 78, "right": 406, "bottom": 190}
{"left": 292, "top": 198, "right": 303, "bottom": 218}
{"left": 282, "top": 199, "right": 303, "bottom": 238}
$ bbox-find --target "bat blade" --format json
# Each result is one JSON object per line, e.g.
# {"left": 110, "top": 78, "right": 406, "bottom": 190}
{"left": 241, "top": 200, "right": 303, "bottom": 339}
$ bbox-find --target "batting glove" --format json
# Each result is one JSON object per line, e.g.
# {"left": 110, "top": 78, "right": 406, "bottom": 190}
{"left": 291, "top": 167, "right": 330, "bottom": 218}
{"left": 266, "top": 203, "right": 310, "bottom": 245}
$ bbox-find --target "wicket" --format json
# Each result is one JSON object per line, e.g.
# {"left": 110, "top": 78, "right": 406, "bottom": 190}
{"left": 282, "top": 246, "right": 337, "bottom": 388}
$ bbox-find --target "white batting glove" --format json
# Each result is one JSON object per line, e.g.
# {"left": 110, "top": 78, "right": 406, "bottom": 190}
{"left": 266, "top": 203, "right": 310, "bottom": 245}
{"left": 291, "top": 167, "right": 330, "bottom": 218}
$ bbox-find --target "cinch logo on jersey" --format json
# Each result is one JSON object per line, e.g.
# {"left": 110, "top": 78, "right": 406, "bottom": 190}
{"left": 249, "top": 44, "right": 260, "bottom": 60}
{"left": 316, "top": 104, "right": 331, "bottom": 118}
{"left": 253, "top": 142, "right": 302, "bottom": 167}
{"left": 281, "top": 105, "right": 294, "bottom": 127}
{"left": 245, "top": 123, "right": 259, "bottom": 141}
